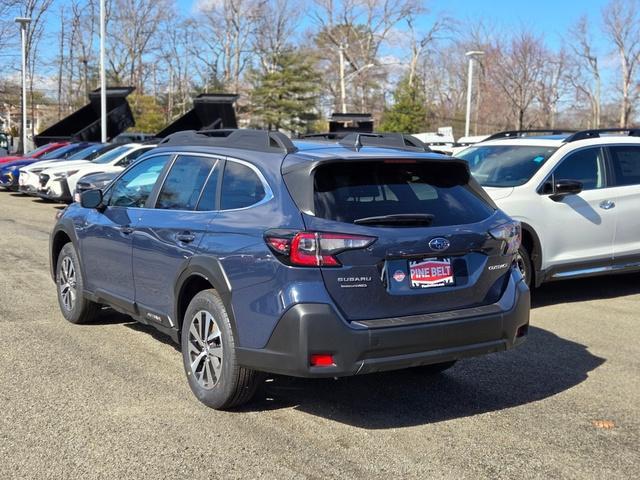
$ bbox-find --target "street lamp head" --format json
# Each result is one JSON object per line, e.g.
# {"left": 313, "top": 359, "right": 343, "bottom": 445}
{"left": 14, "top": 17, "right": 32, "bottom": 26}
{"left": 465, "top": 50, "right": 485, "bottom": 59}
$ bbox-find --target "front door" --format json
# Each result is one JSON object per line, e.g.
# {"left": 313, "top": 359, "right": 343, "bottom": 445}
{"left": 539, "top": 146, "right": 616, "bottom": 269}
{"left": 80, "top": 154, "right": 171, "bottom": 310}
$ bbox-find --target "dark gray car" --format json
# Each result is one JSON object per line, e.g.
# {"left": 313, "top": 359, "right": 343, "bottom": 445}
{"left": 49, "top": 130, "right": 530, "bottom": 409}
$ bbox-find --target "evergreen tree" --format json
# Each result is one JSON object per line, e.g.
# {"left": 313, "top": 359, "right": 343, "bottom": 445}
{"left": 250, "top": 50, "right": 321, "bottom": 134}
{"left": 130, "top": 95, "right": 166, "bottom": 133}
{"left": 379, "top": 78, "right": 429, "bottom": 133}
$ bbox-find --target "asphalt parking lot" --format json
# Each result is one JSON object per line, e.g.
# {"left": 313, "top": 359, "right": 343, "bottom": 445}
{"left": 0, "top": 190, "right": 638, "bottom": 480}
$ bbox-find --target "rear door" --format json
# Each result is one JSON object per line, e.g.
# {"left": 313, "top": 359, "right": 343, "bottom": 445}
{"left": 132, "top": 154, "right": 221, "bottom": 326}
{"left": 606, "top": 145, "right": 640, "bottom": 259}
{"left": 302, "top": 160, "right": 510, "bottom": 321}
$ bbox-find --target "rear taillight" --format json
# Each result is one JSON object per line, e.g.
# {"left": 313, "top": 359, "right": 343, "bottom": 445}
{"left": 489, "top": 221, "right": 521, "bottom": 255}
{"left": 265, "top": 231, "right": 376, "bottom": 267}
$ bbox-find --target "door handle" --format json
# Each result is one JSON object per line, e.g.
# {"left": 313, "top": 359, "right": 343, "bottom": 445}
{"left": 118, "top": 226, "right": 134, "bottom": 235}
{"left": 599, "top": 200, "right": 616, "bottom": 210}
{"left": 176, "top": 232, "right": 196, "bottom": 243}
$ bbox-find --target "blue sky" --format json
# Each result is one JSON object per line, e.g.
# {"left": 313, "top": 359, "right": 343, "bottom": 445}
{"left": 175, "top": 0, "right": 612, "bottom": 52}
{"left": 439, "top": 0, "right": 609, "bottom": 48}
{"left": 178, "top": 0, "right": 611, "bottom": 47}
{"left": 5, "top": 0, "right": 616, "bottom": 83}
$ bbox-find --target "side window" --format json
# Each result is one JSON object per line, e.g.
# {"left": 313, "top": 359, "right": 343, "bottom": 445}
{"left": 156, "top": 155, "right": 217, "bottom": 210}
{"left": 220, "top": 161, "right": 266, "bottom": 210}
{"left": 196, "top": 162, "right": 221, "bottom": 211}
{"left": 553, "top": 148, "right": 605, "bottom": 190}
{"left": 107, "top": 155, "right": 170, "bottom": 208}
{"left": 116, "top": 147, "right": 152, "bottom": 167}
{"left": 608, "top": 146, "right": 640, "bottom": 186}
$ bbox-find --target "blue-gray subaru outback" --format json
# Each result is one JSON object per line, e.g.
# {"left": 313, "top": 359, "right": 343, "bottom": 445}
{"left": 50, "top": 130, "right": 530, "bottom": 409}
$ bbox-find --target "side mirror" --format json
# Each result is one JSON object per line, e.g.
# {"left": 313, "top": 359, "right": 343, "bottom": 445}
{"left": 80, "top": 189, "right": 104, "bottom": 209}
{"left": 550, "top": 179, "right": 583, "bottom": 201}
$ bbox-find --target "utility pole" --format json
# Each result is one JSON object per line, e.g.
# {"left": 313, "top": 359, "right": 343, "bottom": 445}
{"left": 464, "top": 50, "right": 484, "bottom": 138}
{"left": 15, "top": 17, "right": 31, "bottom": 154}
{"left": 99, "top": 0, "right": 107, "bottom": 142}
{"left": 339, "top": 43, "right": 347, "bottom": 114}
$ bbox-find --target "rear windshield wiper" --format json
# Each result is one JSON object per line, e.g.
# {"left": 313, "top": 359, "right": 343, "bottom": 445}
{"left": 353, "top": 214, "right": 435, "bottom": 227}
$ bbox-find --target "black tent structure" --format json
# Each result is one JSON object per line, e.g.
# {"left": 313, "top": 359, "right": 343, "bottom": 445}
{"left": 156, "top": 93, "right": 238, "bottom": 138}
{"left": 34, "top": 87, "right": 136, "bottom": 146}
{"left": 300, "top": 112, "right": 374, "bottom": 140}
{"left": 329, "top": 113, "right": 374, "bottom": 134}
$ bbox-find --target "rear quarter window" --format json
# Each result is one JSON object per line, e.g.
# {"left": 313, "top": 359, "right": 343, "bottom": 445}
{"left": 313, "top": 161, "right": 494, "bottom": 227}
{"left": 220, "top": 161, "right": 266, "bottom": 210}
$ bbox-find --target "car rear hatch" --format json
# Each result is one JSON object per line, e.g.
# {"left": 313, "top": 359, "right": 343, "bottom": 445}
{"left": 280, "top": 157, "right": 518, "bottom": 322}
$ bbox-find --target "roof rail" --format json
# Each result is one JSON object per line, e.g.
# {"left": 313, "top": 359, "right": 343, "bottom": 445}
{"left": 338, "top": 132, "right": 430, "bottom": 152}
{"left": 159, "top": 129, "right": 297, "bottom": 154}
{"left": 299, "top": 132, "right": 347, "bottom": 141}
{"left": 484, "top": 129, "right": 577, "bottom": 141}
{"left": 563, "top": 128, "right": 640, "bottom": 142}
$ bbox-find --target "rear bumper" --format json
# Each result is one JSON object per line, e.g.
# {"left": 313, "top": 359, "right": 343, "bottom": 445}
{"left": 237, "top": 270, "right": 530, "bottom": 377}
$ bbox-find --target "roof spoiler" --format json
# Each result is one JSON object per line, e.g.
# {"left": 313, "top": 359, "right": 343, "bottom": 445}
{"left": 338, "top": 132, "right": 430, "bottom": 152}
{"left": 159, "top": 129, "right": 297, "bottom": 154}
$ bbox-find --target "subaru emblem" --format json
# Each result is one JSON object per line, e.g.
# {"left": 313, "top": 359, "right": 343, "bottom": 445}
{"left": 429, "top": 237, "right": 450, "bottom": 251}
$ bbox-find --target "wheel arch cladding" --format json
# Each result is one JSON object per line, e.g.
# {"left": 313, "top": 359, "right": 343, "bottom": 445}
{"left": 174, "top": 258, "right": 236, "bottom": 339}
{"left": 51, "top": 230, "right": 73, "bottom": 279}
{"left": 520, "top": 223, "right": 542, "bottom": 281}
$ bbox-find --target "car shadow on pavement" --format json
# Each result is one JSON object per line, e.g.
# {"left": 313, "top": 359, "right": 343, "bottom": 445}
{"left": 240, "top": 326, "right": 604, "bottom": 429}
{"left": 532, "top": 272, "right": 640, "bottom": 308}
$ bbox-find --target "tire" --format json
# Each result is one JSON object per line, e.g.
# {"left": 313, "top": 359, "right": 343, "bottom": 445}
{"left": 515, "top": 246, "right": 533, "bottom": 288}
{"left": 414, "top": 360, "right": 457, "bottom": 374}
{"left": 56, "top": 243, "right": 99, "bottom": 324}
{"left": 181, "top": 289, "right": 260, "bottom": 410}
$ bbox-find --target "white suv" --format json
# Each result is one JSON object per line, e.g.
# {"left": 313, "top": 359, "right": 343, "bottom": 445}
{"left": 456, "top": 129, "right": 640, "bottom": 287}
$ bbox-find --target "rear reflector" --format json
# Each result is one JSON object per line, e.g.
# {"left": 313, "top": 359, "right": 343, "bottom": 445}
{"left": 310, "top": 354, "right": 334, "bottom": 367}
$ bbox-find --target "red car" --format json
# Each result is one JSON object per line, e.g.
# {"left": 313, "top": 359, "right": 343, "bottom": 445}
{"left": 0, "top": 142, "right": 69, "bottom": 165}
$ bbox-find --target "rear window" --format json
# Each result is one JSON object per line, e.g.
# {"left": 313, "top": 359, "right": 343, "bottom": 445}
{"left": 609, "top": 146, "right": 640, "bottom": 186}
{"left": 313, "top": 162, "right": 494, "bottom": 227}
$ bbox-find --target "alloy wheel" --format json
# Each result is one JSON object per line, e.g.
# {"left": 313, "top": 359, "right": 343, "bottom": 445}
{"left": 187, "top": 310, "right": 224, "bottom": 389}
{"left": 59, "top": 256, "right": 77, "bottom": 311}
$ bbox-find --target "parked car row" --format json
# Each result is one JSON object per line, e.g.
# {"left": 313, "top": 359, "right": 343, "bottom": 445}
{"left": 0, "top": 140, "right": 157, "bottom": 203}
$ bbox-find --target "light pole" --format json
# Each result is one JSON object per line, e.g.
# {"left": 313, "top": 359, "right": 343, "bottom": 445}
{"left": 99, "top": 0, "right": 107, "bottom": 142}
{"left": 15, "top": 17, "right": 31, "bottom": 154}
{"left": 464, "top": 50, "right": 484, "bottom": 138}
{"left": 338, "top": 42, "right": 347, "bottom": 114}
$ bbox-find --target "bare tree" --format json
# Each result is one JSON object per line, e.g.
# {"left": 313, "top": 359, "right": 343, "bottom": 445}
{"left": 490, "top": 31, "right": 545, "bottom": 129}
{"left": 405, "top": 13, "right": 450, "bottom": 88}
{"left": 603, "top": 0, "right": 640, "bottom": 127}
{"left": 197, "top": 0, "right": 263, "bottom": 93}
{"left": 0, "top": 1, "right": 20, "bottom": 52}
{"left": 253, "top": 0, "right": 301, "bottom": 73}
{"left": 568, "top": 16, "right": 601, "bottom": 128}
{"left": 537, "top": 50, "right": 568, "bottom": 128}
{"left": 19, "top": 0, "right": 54, "bottom": 139}
{"left": 312, "top": 0, "right": 419, "bottom": 113}
{"left": 108, "top": 0, "right": 172, "bottom": 92}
